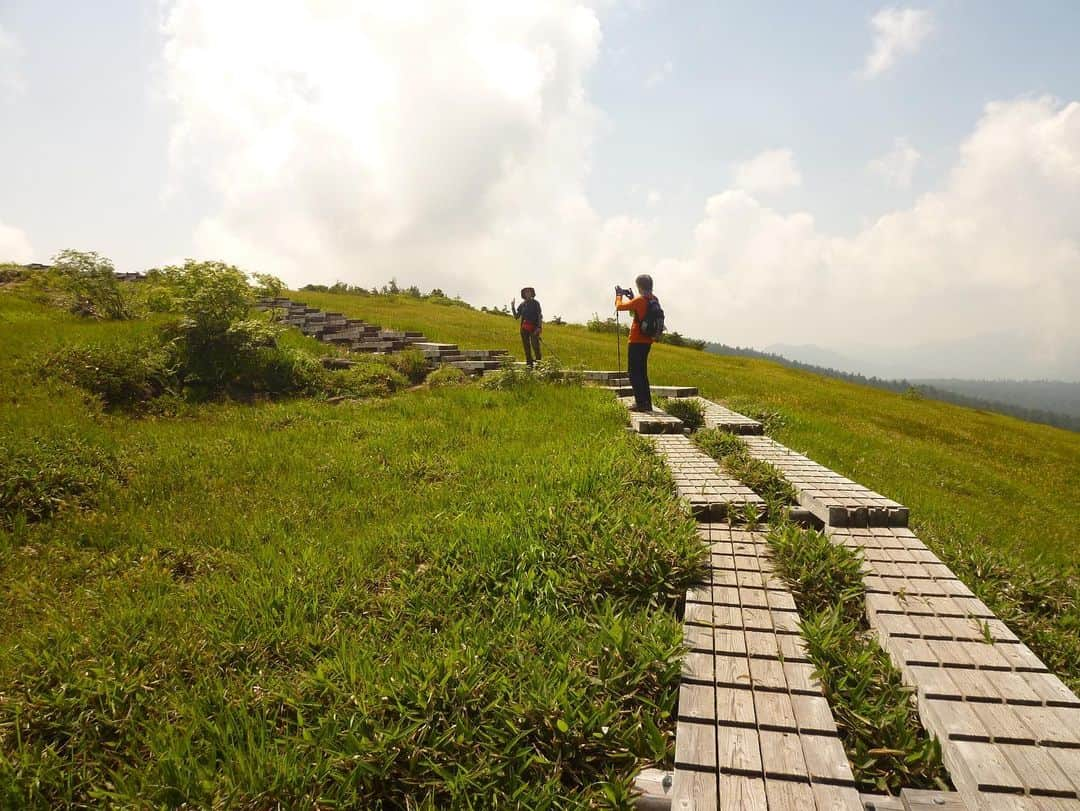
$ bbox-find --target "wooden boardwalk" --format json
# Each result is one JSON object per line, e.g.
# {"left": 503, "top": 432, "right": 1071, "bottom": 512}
{"left": 739, "top": 436, "right": 908, "bottom": 527}
{"left": 650, "top": 435, "right": 764, "bottom": 520}
{"left": 688, "top": 397, "right": 765, "bottom": 435}
{"left": 829, "top": 526, "right": 1080, "bottom": 805}
{"left": 623, "top": 395, "right": 1080, "bottom": 807}
{"left": 674, "top": 523, "right": 862, "bottom": 810}
{"left": 620, "top": 397, "right": 686, "bottom": 434}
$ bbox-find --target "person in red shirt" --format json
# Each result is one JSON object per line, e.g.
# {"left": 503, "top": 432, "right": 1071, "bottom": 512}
{"left": 615, "top": 274, "right": 656, "bottom": 412}
{"left": 512, "top": 287, "right": 543, "bottom": 368}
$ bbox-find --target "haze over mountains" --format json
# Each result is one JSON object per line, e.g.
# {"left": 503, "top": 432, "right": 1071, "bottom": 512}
{"left": 767, "top": 332, "right": 1080, "bottom": 383}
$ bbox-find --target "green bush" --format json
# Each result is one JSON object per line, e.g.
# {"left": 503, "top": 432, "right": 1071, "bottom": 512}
{"left": 385, "top": 349, "right": 430, "bottom": 385}
{"left": 251, "top": 272, "right": 284, "bottom": 299}
{"left": 533, "top": 358, "right": 584, "bottom": 385}
{"left": 427, "top": 365, "right": 468, "bottom": 387}
{"left": 0, "top": 436, "right": 120, "bottom": 527}
{"left": 0, "top": 263, "right": 28, "bottom": 284}
{"left": 658, "top": 397, "right": 705, "bottom": 430}
{"left": 328, "top": 357, "right": 409, "bottom": 398}
{"left": 586, "top": 313, "right": 628, "bottom": 335}
{"left": 479, "top": 366, "right": 533, "bottom": 390}
{"left": 165, "top": 259, "right": 252, "bottom": 335}
{"left": 229, "top": 346, "right": 327, "bottom": 396}
{"left": 50, "top": 250, "right": 132, "bottom": 320}
{"left": 141, "top": 285, "right": 177, "bottom": 313}
{"left": 46, "top": 341, "right": 175, "bottom": 410}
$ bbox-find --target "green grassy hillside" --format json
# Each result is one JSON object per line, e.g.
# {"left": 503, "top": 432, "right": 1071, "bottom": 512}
{"left": 0, "top": 291, "right": 701, "bottom": 806}
{"left": 2, "top": 284, "right": 1078, "bottom": 805}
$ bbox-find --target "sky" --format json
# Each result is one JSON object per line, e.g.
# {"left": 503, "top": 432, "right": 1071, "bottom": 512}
{"left": 1, "top": 1, "right": 1079, "bottom": 379}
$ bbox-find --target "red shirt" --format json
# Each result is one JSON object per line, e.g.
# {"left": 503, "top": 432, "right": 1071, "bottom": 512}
{"left": 615, "top": 295, "right": 654, "bottom": 344}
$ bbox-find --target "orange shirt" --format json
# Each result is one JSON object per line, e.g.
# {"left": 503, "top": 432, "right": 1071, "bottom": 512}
{"left": 615, "top": 295, "right": 655, "bottom": 344}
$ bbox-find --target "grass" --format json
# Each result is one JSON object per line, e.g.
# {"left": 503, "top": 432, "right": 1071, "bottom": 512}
{"left": 0, "top": 291, "right": 705, "bottom": 807}
{"left": 766, "top": 523, "right": 950, "bottom": 795}
{"left": 693, "top": 428, "right": 798, "bottom": 512}
{"left": 292, "top": 290, "right": 1080, "bottom": 690}
{"left": 656, "top": 397, "right": 704, "bottom": 431}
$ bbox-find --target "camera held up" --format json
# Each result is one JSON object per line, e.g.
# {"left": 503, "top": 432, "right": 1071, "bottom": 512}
{"left": 614, "top": 284, "right": 634, "bottom": 299}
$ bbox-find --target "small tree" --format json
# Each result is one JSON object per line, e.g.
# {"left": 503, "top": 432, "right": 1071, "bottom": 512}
{"left": 51, "top": 249, "right": 131, "bottom": 320}
{"left": 251, "top": 272, "right": 284, "bottom": 299}
{"left": 165, "top": 260, "right": 252, "bottom": 335}
{"left": 160, "top": 260, "right": 261, "bottom": 391}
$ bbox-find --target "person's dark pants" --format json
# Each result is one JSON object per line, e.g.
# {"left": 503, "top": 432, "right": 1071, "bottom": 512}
{"left": 521, "top": 329, "right": 541, "bottom": 367}
{"left": 628, "top": 341, "right": 652, "bottom": 410}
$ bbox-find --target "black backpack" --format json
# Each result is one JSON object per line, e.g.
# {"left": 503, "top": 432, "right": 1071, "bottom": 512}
{"left": 639, "top": 295, "right": 665, "bottom": 339}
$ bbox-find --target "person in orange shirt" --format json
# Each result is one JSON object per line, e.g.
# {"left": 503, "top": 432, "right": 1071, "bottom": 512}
{"left": 615, "top": 274, "right": 659, "bottom": 412}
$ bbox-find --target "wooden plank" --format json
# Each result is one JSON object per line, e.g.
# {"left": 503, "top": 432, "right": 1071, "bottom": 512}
{"left": 717, "top": 773, "right": 767, "bottom": 810}
{"left": 675, "top": 720, "right": 717, "bottom": 771}
{"left": 759, "top": 729, "right": 809, "bottom": 780}
{"left": 752, "top": 690, "right": 797, "bottom": 731}
{"left": 717, "top": 725, "right": 762, "bottom": 775}
{"left": 679, "top": 682, "right": 716, "bottom": 722}
{"left": 969, "top": 703, "right": 1037, "bottom": 745}
{"left": 948, "top": 740, "right": 1025, "bottom": 794}
{"left": 899, "top": 789, "right": 971, "bottom": 810}
{"left": 921, "top": 697, "right": 989, "bottom": 743}
{"left": 998, "top": 743, "right": 1075, "bottom": 797}
{"left": 801, "top": 733, "right": 855, "bottom": 784}
{"left": 672, "top": 768, "right": 718, "bottom": 811}
{"left": 716, "top": 687, "right": 756, "bottom": 727}
{"left": 1047, "top": 747, "right": 1080, "bottom": 795}
{"left": 682, "top": 652, "right": 715, "bottom": 682}
{"left": 790, "top": 693, "right": 838, "bottom": 735}
{"left": 764, "top": 778, "right": 816, "bottom": 810}
{"left": 748, "top": 658, "right": 788, "bottom": 691}
{"left": 812, "top": 784, "right": 864, "bottom": 811}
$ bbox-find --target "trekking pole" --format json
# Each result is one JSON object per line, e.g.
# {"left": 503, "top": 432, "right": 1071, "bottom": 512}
{"left": 537, "top": 334, "right": 561, "bottom": 365}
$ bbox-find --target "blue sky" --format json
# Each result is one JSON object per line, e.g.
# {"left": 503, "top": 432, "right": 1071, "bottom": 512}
{"left": 1, "top": 2, "right": 1078, "bottom": 378}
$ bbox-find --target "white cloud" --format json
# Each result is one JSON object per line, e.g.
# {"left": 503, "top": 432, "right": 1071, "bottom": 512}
{"left": 644, "top": 60, "right": 673, "bottom": 89}
{"left": 0, "top": 219, "right": 33, "bottom": 262}
{"left": 732, "top": 149, "right": 802, "bottom": 194}
{"left": 658, "top": 97, "right": 1080, "bottom": 376}
{"left": 868, "top": 137, "right": 921, "bottom": 188}
{"left": 646, "top": 189, "right": 662, "bottom": 206}
{"left": 0, "top": 23, "right": 25, "bottom": 102}
{"left": 162, "top": 0, "right": 641, "bottom": 317}
{"left": 159, "top": 5, "right": 1080, "bottom": 376}
{"left": 861, "top": 7, "right": 934, "bottom": 79}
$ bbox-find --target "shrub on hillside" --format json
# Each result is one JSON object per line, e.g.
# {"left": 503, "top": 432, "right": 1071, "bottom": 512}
{"left": 385, "top": 350, "right": 430, "bottom": 385}
{"left": 660, "top": 331, "right": 706, "bottom": 350}
{"left": 251, "top": 272, "right": 285, "bottom": 299}
{"left": 46, "top": 341, "right": 175, "bottom": 410}
{"left": 328, "top": 357, "right": 409, "bottom": 398}
{"left": 0, "top": 436, "right": 120, "bottom": 527}
{"left": 165, "top": 259, "right": 252, "bottom": 335}
{"left": 479, "top": 366, "right": 533, "bottom": 390}
{"left": 0, "top": 263, "right": 29, "bottom": 284}
{"left": 533, "top": 358, "right": 584, "bottom": 385}
{"left": 427, "top": 365, "right": 468, "bottom": 387}
{"left": 658, "top": 397, "right": 705, "bottom": 430}
{"left": 586, "top": 314, "right": 628, "bottom": 335}
{"left": 228, "top": 346, "right": 328, "bottom": 396}
{"left": 50, "top": 250, "right": 132, "bottom": 320}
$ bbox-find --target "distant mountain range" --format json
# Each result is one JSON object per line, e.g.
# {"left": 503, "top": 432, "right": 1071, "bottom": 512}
{"left": 705, "top": 342, "right": 1080, "bottom": 432}
{"left": 765, "top": 332, "right": 1080, "bottom": 382}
